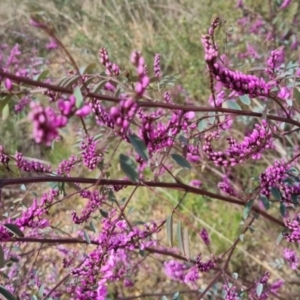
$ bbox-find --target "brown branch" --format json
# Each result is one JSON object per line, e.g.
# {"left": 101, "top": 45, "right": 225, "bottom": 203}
{"left": 0, "top": 176, "right": 284, "bottom": 227}
{"left": 1, "top": 70, "right": 300, "bottom": 128}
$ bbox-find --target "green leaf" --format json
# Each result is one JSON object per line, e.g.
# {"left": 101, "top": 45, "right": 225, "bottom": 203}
{"left": 0, "top": 245, "right": 5, "bottom": 268}
{"left": 119, "top": 154, "right": 139, "bottom": 183}
{"left": 271, "top": 187, "right": 281, "bottom": 201}
{"left": 2, "top": 103, "right": 9, "bottom": 120}
{"left": 80, "top": 63, "right": 97, "bottom": 75}
{"left": 227, "top": 100, "right": 242, "bottom": 110}
{"left": 239, "top": 94, "right": 251, "bottom": 105}
{"left": 276, "top": 232, "right": 283, "bottom": 245}
{"left": 100, "top": 209, "right": 108, "bottom": 218}
{"left": 176, "top": 222, "right": 184, "bottom": 255}
{"left": 162, "top": 296, "right": 168, "bottom": 300}
{"left": 259, "top": 195, "right": 270, "bottom": 210}
{"left": 89, "top": 220, "right": 97, "bottom": 233}
{"left": 243, "top": 200, "right": 254, "bottom": 219}
{"left": 183, "top": 228, "right": 190, "bottom": 260}
{"left": 0, "top": 286, "right": 17, "bottom": 300}
{"left": 166, "top": 214, "right": 173, "bottom": 247}
{"left": 279, "top": 203, "right": 286, "bottom": 217}
{"left": 38, "top": 284, "right": 45, "bottom": 297}
{"left": 128, "top": 133, "right": 149, "bottom": 161}
{"left": 198, "top": 119, "right": 207, "bottom": 131}
{"left": 92, "top": 80, "right": 107, "bottom": 94}
{"left": 108, "top": 190, "right": 117, "bottom": 202}
{"left": 171, "top": 154, "right": 191, "bottom": 169}
{"left": 239, "top": 234, "right": 244, "bottom": 242}
{"left": 256, "top": 283, "right": 263, "bottom": 297}
{"left": 83, "top": 230, "right": 91, "bottom": 244}
{"left": 61, "top": 75, "right": 81, "bottom": 89}
{"left": 33, "top": 70, "right": 50, "bottom": 81}
{"left": 74, "top": 86, "right": 84, "bottom": 108}
{"left": 173, "top": 292, "right": 180, "bottom": 300}
{"left": 3, "top": 224, "right": 24, "bottom": 238}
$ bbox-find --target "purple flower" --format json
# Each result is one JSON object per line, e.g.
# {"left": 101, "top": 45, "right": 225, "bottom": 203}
{"left": 280, "top": 0, "right": 292, "bottom": 9}
{"left": 283, "top": 248, "right": 299, "bottom": 269}
{"left": 199, "top": 228, "right": 210, "bottom": 245}
{"left": 154, "top": 53, "right": 161, "bottom": 78}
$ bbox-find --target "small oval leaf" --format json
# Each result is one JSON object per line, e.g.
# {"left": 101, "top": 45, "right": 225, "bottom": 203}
{"left": 74, "top": 86, "right": 84, "bottom": 108}
{"left": 128, "top": 133, "right": 149, "bottom": 161}
{"left": 0, "top": 245, "right": 5, "bottom": 268}
{"left": 166, "top": 214, "right": 173, "bottom": 247}
{"left": 0, "top": 286, "right": 17, "bottom": 300}
{"left": 239, "top": 94, "right": 251, "bottom": 105}
{"left": 256, "top": 283, "right": 263, "bottom": 297}
{"left": 171, "top": 154, "right": 191, "bottom": 169}
{"left": 3, "top": 224, "right": 24, "bottom": 238}
{"left": 119, "top": 154, "right": 139, "bottom": 183}
{"left": 243, "top": 200, "right": 254, "bottom": 219}
{"left": 227, "top": 100, "right": 242, "bottom": 110}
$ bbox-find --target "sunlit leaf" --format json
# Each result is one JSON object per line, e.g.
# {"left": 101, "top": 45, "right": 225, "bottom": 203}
{"left": 166, "top": 214, "right": 173, "bottom": 247}
{"left": 239, "top": 94, "right": 251, "bottom": 105}
{"left": 227, "top": 100, "right": 241, "bottom": 110}
{"left": 256, "top": 283, "right": 263, "bottom": 297}
{"left": 183, "top": 228, "right": 190, "bottom": 260}
{"left": 80, "top": 63, "right": 97, "bottom": 75}
{"left": 198, "top": 119, "right": 207, "bottom": 131}
{"left": 1, "top": 103, "right": 9, "bottom": 120}
{"left": 177, "top": 222, "right": 184, "bottom": 255}
{"left": 74, "top": 86, "right": 84, "bottom": 108}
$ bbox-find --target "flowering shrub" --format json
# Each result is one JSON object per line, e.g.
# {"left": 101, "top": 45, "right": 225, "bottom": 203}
{"left": 0, "top": 1, "right": 300, "bottom": 299}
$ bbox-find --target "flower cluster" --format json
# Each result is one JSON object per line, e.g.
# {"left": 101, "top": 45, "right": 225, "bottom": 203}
{"left": 203, "top": 120, "right": 273, "bottom": 167}
{"left": 109, "top": 95, "right": 138, "bottom": 135}
{"left": 58, "top": 95, "right": 91, "bottom": 118}
{"left": 199, "top": 228, "right": 210, "bottom": 245}
{"left": 28, "top": 101, "right": 67, "bottom": 145}
{"left": 202, "top": 34, "right": 272, "bottom": 97}
{"left": 98, "top": 47, "right": 120, "bottom": 76}
{"left": 56, "top": 154, "right": 79, "bottom": 176}
{"left": 130, "top": 51, "right": 150, "bottom": 97}
{"left": 283, "top": 215, "right": 300, "bottom": 243}
{"left": 15, "top": 96, "right": 30, "bottom": 113}
{"left": 195, "top": 254, "right": 215, "bottom": 272}
{"left": 218, "top": 176, "right": 238, "bottom": 197}
{"left": 71, "top": 190, "right": 105, "bottom": 224}
{"left": 248, "top": 272, "right": 283, "bottom": 300}
{"left": 164, "top": 260, "right": 199, "bottom": 285}
{"left": 15, "top": 189, "right": 59, "bottom": 230}
{"left": 80, "top": 137, "right": 103, "bottom": 170}
{"left": 69, "top": 210, "right": 159, "bottom": 299}
{"left": 0, "top": 145, "right": 9, "bottom": 165}
{"left": 224, "top": 285, "right": 239, "bottom": 300}
{"left": 154, "top": 53, "right": 161, "bottom": 78}
{"left": 15, "top": 152, "right": 52, "bottom": 173}
{"left": 266, "top": 48, "right": 285, "bottom": 76}
{"left": 283, "top": 248, "right": 299, "bottom": 270}
{"left": 259, "top": 160, "right": 300, "bottom": 202}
